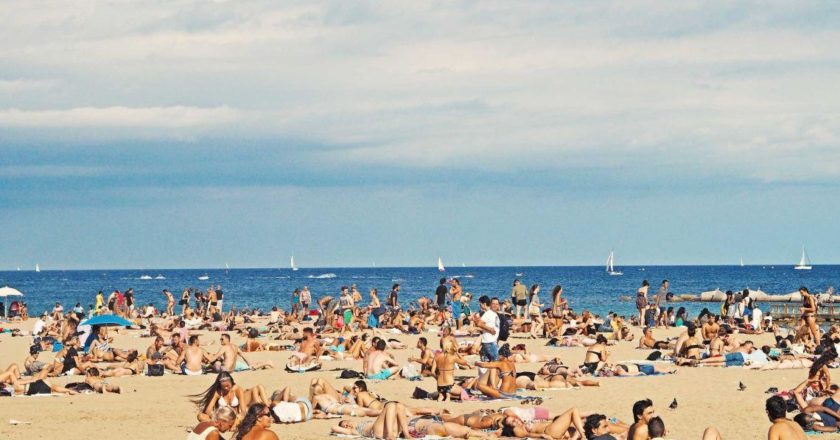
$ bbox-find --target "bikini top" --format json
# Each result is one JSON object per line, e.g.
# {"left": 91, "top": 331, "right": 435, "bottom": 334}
{"left": 218, "top": 393, "right": 239, "bottom": 408}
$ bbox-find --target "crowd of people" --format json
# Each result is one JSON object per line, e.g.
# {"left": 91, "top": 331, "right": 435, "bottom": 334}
{"left": 2, "top": 278, "right": 838, "bottom": 439}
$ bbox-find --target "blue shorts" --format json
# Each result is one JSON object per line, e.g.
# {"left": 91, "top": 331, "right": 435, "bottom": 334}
{"left": 368, "top": 369, "right": 394, "bottom": 380}
{"left": 724, "top": 352, "right": 744, "bottom": 367}
{"left": 452, "top": 302, "right": 462, "bottom": 319}
{"left": 638, "top": 364, "right": 656, "bottom": 375}
{"left": 480, "top": 342, "right": 499, "bottom": 362}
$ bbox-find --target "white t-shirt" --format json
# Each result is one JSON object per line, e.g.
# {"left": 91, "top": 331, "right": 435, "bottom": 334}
{"left": 751, "top": 308, "right": 763, "bottom": 329}
{"left": 480, "top": 310, "right": 500, "bottom": 344}
{"left": 32, "top": 318, "right": 45, "bottom": 336}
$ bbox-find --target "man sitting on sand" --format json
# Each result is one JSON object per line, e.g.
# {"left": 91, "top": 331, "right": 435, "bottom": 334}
{"left": 628, "top": 399, "right": 656, "bottom": 440}
{"left": 178, "top": 335, "right": 210, "bottom": 375}
{"left": 288, "top": 327, "right": 321, "bottom": 369}
{"left": 207, "top": 333, "right": 273, "bottom": 373}
{"left": 647, "top": 416, "right": 723, "bottom": 440}
{"left": 364, "top": 338, "right": 402, "bottom": 380}
{"left": 766, "top": 395, "right": 807, "bottom": 439}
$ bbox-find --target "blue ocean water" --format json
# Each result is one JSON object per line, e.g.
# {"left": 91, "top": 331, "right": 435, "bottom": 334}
{"left": 1, "top": 265, "right": 837, "bottom": 318}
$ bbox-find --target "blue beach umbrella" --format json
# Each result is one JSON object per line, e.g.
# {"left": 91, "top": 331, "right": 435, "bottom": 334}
{"left": 79, "top": 315, "right": 133, "bottom": 352}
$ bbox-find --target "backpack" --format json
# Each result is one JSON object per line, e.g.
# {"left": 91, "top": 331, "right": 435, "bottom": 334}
{"left": 498, "top": 314, "right": 511, "bottom": 342}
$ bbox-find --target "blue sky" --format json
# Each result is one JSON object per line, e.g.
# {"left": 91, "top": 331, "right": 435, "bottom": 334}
{"left": 2, "top": 1, "right": 840, "bottom": 269}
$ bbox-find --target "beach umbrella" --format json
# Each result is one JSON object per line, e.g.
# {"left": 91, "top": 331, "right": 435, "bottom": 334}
{"left": 0, "top": 286, "right": 23, "bottom": 318}
{"left": 79, "top": 315, "right": 134, "bottom": 352}
{"left": 79, "top": 314, "right": 133, "bottom": 327}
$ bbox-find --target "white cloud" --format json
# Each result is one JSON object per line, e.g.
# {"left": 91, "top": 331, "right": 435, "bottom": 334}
{"left": 0, "top": 106, "right": 242, "bottom": 128}
{"left": 0, "top": 79, "right": 58, "bottom": 93}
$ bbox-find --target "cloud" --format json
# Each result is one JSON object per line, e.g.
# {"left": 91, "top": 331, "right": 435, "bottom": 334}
{"left": 0, "top": 105, "right": 242, "bottom": 128}
{"left": 0, "top": 79, "right": 58, "bottom": 93}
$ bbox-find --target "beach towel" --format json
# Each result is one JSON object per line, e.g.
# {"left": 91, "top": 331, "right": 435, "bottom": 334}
{"left": 285, "top": 361, "right": 322, "bottom": 373}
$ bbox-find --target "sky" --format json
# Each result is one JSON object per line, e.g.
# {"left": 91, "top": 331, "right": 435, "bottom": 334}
{"left": 1, "top": 1, "right": 840, "bottom": 269}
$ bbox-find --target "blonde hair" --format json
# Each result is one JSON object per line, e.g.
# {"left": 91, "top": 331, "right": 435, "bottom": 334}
{"left": 442, "top": 338, "right": 456, "bottom": 354}
{"left": 213, "top": 406, "right": 237, "bottom": 424}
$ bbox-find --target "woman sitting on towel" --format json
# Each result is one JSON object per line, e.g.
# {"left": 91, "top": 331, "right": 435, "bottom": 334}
{"left": 497, "top": 407, "right": 586, "bottom": 439}
{"left": 192, "top": 372, "right": 269, "bottom": 423}
{"left": 187, "top": 406, "right": 237, "bottom": 440}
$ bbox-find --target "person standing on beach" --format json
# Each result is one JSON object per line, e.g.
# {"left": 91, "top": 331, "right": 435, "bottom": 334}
{"left": 654, "top": 280, "right": 669, "bottom": 328}
{"left": 299, "top": 286, "right": 311, "bottom": 318}
{"left": 636, "top": 281, "right": 649, "bottom": 326}
{"left": 291, "top": 289, "right": 300, "bottom": 316}
{"left": 766, "top": 396, "right": 807, "bottom": 440}
{"left": 389, "top": 283, "right": 400, "bottom": 309}
{"left": 435, "top": 278, "right": 448, "bottom": 310}
{"left": 471, "top": 295, "right": 499, "bottom": 363}
{"left": 511, "top": 279, "right": 528, "bottom": 319}
{"left": 450, "top": 278, "right": 463, "bottom": 330}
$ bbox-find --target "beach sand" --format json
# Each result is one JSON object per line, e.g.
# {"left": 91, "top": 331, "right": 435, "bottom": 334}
{"left": 0, "top": 320, "right": 804, "bottom": 440}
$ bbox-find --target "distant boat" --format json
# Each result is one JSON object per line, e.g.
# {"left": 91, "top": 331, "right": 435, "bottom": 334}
{"left": 437, "top": 257, "right": 445, "bottom": 272}
{"left": 606, "top": 250, "right": 623, "bottom": 276}
{"left": 291, "top": 256, "right": 298, "bottom": 271}
{"left": 139, "top": 274, "right": 153, "bottom": 280}
{"left": 515, "top": 272, "right": 524, "bottom": 277}
{"left": 462, "top": 263, "right": 466, "bottom": 268}
{"left": 154, "top": 275, "right": 166, "bottom": 280}
{"left": 198, "top": 274, "right": 210, "bottom": 281}
{"left": 16, "top": 267, "right": 20, "bottom": 271}
{"left": 740, "top": 257, "right": 744, "bottom": 267}
{"left": 795, "top": 246, "right": 812, "bottom": 270}
{"left": 35, "top": 264, "right": 40, "bottom": 273}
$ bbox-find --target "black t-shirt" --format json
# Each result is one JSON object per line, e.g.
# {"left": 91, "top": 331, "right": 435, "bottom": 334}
{"left": 217, "top": 290, "right": 224, "bottom": 300}
{"left": 62, "top": 347, "right": 78, "bottom": 373}
{"left": 435, "top": 285, "right": 448, "bottom": 305}
{"left": 389, "top": 290, "right": 399, "bottom": 306}
{"left": 125, "top": 292, "right": 134, "bottom": 306}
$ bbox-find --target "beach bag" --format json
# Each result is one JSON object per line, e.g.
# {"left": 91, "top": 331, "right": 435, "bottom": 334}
{"left": 340, "top": 370, "right": 363, "bottom": 379}
{"left": 412, "top": 387, "right": 429, "bottom": 399}
{"left": 646, "top": 351, "right": 662, "bottom": 361}
{"left": 498, "top": 314, "right": 512, "bottom": 342}
{"left": 147, "top": 364, "right": 165, "bottom": 376}
{"left": 635, "top": 293, "right": 647, "bottom": 309}
{"left": 401, "top": 363, "right": 420, "bottom": 379}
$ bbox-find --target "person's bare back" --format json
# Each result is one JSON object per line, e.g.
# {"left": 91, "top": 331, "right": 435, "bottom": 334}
{"left": 768, "top": 419, "right": 807, "bottom": 440}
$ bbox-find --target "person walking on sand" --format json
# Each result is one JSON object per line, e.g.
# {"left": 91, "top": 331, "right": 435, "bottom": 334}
{"left": 636, "top": 280, "right": 649, "bottom": 326}
{"left": 471, "top": 296, "right": 500, "bottom": 364}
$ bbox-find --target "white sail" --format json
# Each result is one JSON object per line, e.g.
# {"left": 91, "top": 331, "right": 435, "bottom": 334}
{"left": 606, "top": 250, "right": 622, "bottom": 276}
{"left": 437, "top": 257, "right": 445, "bottom": 272}
{"left": 740, "top": 257, "right": 744, "bottom": 267}
{"left": 225, "top": 263, "right": 230, "bottom": 270}
{"left": 35, "top": 264, "right": 40, "bottom": 272}
{"left": 795, "top": 247, "right": 812, "bottom": 270}
{"left": 291, "top": 256, "right": 298, "bottom": 271}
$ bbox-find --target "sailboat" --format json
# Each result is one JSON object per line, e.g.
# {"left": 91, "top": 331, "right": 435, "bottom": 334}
{"left": 291, "top": 256, "right": 299, "bottom": 271}
{"left": 35, "top": 264, "right": 40, "bottom": 273}
{"left": 606, "top": 250, "right": 623, "bottom": 276}
{"left": 437, "top": 257, "right": 446, "bottom": 272}
{"left": 794, "top": 247, "right": 812, "bottom": 270}
{"left": 740, "top": 257, "right": 744, "bottom": 267}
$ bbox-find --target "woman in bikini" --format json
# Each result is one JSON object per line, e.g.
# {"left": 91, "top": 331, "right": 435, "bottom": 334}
{"left": 432, "top": 338, "right": 471, "bottom": 401}
{"left": 800, "top": 286, "right": 821, "bottom": 344}
{"left": 498, "top": 407, "right": 586, "bottom": 439}
{"left": 474, "top": 344, "right": 517, "bottom": 399}
{"left": 582, "top": 334, "right": 609, "bottom": 374}
{"left": 193, "top": 372, "right": 269, "bottom": 423}
{"left": 636, "top": 280, "right": 650, "bottom": 325}
{"left": 516, "top": 359, "right": 599, "bottom": 389}
{"left": 100, "top": 350, "right": 144, "bottom": 377}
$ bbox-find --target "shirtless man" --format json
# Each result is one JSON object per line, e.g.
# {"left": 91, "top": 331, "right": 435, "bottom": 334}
{"left": 146, "top": 335, "right": 179, "bottom": 371}
{"left": 766, "top": 395, "right": 807, "bottom": 440}
{"left": 628, "top": 399, "right": 656, "bottom": 440}
{"left": 708, "top": 328, "right": 726, "bottom": 358}
{"left": 289, "top": 327, "right": 321, "bottom": 368}
{"left": 408, "top": 337, "right": 434, "bottom": 376}
{"left": 702, "top": 315, "right": 720, "bottom": 343}
{"left": 209, "top": 333, "right": 272, "bottom": 372}
{"left": 365, "top": 339, "right": 402, "bottom": 380}
{"left": 177, "top": 335, "right": 209, "bottom": 375}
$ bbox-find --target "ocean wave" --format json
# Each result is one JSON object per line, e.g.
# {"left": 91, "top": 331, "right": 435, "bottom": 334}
{"left": 308, "top": 273, "right": 336, "bottom": 279}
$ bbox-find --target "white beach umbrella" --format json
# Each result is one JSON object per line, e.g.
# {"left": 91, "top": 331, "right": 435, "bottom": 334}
{"left": 0, "top": 286, "right": 23, "bottom": 318}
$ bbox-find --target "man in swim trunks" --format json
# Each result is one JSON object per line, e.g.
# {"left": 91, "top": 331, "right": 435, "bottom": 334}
{"left": 365, "top": 339, "right": 402, "bottom": 380}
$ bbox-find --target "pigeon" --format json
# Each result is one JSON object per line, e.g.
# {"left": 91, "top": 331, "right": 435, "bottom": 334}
{"left": 738, "top": 381, "right": 747, "bottom": 391}
{"left": 669, "top": 398, "right": 678, "bottom": 410}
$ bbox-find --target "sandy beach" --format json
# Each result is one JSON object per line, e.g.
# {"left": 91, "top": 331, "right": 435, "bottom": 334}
{"left": 0, "top": 317, "right": 805, "bottom": 440}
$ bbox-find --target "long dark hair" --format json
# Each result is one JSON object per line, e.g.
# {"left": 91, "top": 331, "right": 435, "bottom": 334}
{"left": 809, "top": 345, "right": 838, "bottom": 378}
{"left": 236, "top": 403, "right": 268, "bottom": 440}
{"left": 190, "top": 372, "right": 235, "bottom": 412}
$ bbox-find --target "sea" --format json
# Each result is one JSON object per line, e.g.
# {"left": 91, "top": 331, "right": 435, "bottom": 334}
{"left": 1, "top": 265, "right": 837, "bottom": 319}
